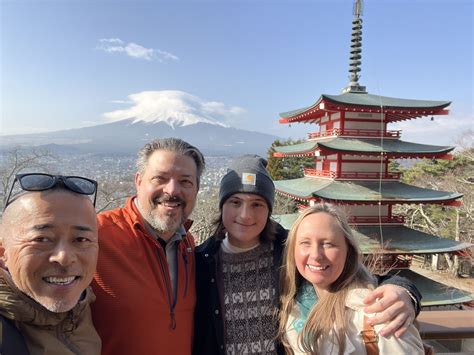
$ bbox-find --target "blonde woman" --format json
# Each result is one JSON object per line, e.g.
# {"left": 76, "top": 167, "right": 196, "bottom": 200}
{"left": 279, "top": 204, "right": 424, "bottom": 354}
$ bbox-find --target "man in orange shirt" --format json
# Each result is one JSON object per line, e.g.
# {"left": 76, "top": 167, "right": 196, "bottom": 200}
{"left": 91, "top": 138, "right": 204, "bottom": 355}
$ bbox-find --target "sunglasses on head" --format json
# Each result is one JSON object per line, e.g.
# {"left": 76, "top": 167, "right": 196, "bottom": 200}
{"left": 4, "top": 173, "right": 98, "bottom": 210}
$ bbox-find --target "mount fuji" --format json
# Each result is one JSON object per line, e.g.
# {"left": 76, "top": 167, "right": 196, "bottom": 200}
{"left": 1, "top": 91, "right": 281, "bottom": 156}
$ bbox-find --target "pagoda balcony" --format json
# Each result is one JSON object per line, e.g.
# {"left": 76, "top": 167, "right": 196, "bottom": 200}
{"left": 294, "top": 206, "right": 405, "bottom": 225}
{"left": 308, "top": 128, "right": 401, "bottom": 139}
{"left": 350, "top": 215, "right": 405, "bottom": 224}
{"left": 303, "top": 168, "right": 336, "bottom": 178}
{"left": 296, "top": 203, "right": 309, "bottom": 210}
{"left": 304, "top": 168, "right": 401, "bottom": 180}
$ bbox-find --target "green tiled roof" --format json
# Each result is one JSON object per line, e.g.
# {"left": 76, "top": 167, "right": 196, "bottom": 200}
{"left": 271, "top": 213, "right": 300, "bottom": 230}
{"left": 274, "top": 178, "right": 463, "bottom": 202}
{"left": 355, "top": 225, "right": 472, "bottom": 254}
{"left": 273, "top": 141, "right": 318, "bottom": 155}
{"left": 389, "top": 270, "right": 473, "bottom": 306}
{"left": 271, "top": 214, "right": 471, "bottom": 254}
{"left": 274, "top": 178, "right": 332, "bottom": 199}
{"left": 273, "top": 138, "right": 454, "bottom": 155}
{"left": 280, "top": 92, "right": 450, "bottom": 119}
{"left": 322, "top": 93, "right": 450, "bottom": 109}
{"left": 280, "top": 106, "right": 313, "bottom": 119}
{"left": 319, "top": 138, "right": 454, "bottom": 154}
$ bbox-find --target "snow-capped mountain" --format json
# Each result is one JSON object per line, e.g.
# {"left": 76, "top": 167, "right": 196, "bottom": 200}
{"left": 104, "top": 90, "right": 235, "bottom": 128}
{"left": 1, "top": 90, "right": 281, "bottom": 156}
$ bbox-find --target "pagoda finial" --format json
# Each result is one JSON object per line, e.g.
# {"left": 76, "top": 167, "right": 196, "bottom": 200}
{"left": 342, "top": 0, "right": 367, "bottom": 94}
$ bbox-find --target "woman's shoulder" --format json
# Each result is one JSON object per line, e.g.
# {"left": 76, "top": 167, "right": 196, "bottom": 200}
{"left": 345, "top": 287, "right": 424, "bottom": 355}
{"left": 345, "top": 286, "right": 374, "bottom": 311}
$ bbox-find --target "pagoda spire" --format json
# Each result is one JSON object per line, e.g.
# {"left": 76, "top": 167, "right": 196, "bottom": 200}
{"left": 342, "top": 0, "right": 367, "bottom": 94}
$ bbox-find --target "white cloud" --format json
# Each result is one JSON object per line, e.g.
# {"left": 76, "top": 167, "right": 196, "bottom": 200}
{"left": 156, "top": 49, "right": 179, "bottom": 62}
{"left": 390, "top": 113, "right": 473, "bottom": 147}
{"left": 103, "top": 90, "right": 246, "bottom": 128}
{"left": 97, "top": 38, "right": 179, "bottom": 62}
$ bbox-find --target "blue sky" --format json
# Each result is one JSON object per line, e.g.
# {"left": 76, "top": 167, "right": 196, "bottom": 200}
{"left": 1, "top": 0, "right": 472, "bottom": 146}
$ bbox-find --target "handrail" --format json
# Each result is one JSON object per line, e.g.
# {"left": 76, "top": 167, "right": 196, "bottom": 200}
{"left": 303, "top": 168, "right": 336, "bottom": 178}
{"left": 303, "top": 168, "right": 400, "bottom": 180}
{"left": 308, "top": 128, "right": 401, "bottom": 139}
{"left": 350, "top": 216, "right": 405, "bottom": 224}
{"left": 295, "top": 207, "right": 405, "bottom": 225}
{"left": 418, "top": 310, "right": 474, "bottom": 340}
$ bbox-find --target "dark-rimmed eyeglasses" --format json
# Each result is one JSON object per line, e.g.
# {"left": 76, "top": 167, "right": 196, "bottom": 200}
{"left": 4, "top": 173, "right": 98, "bottom": 210}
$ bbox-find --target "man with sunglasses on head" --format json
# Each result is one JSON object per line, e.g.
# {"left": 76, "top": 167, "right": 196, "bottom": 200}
{"left": 0, "top": 174, "right": 101, "bottom": 355}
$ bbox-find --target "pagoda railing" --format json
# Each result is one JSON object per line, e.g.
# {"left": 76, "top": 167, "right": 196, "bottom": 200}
{"left": 417, "top": 310, "right": 474, "bottom": 353}
{"left": 308, "top": 128, "right": 401, "bottom": 139}
{"left": 295, "top": 206, "right": 405, "bottom": 225}
{"left": 338, "top": 171, "right": 401, "bottom": 180}
{"left": 296, "top": 204, "right": 308, "bottom": 210}
{"left": 303, "top": 168, "right": 337, "bottom": 178}
{"left": 350, "top": 215, "right": 405, "bottom": 224}
{"left": 304, "top": 168, "right": 401, "bottom": 180}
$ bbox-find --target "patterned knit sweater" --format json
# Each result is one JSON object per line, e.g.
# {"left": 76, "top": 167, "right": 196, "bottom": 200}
{"left": 220, "top": 242, "right": 278, "bottom": 354}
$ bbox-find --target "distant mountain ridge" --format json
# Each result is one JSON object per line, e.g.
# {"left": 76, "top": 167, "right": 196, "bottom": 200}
{"left": 1, "top": 119, "right": 280, "bottom": 156}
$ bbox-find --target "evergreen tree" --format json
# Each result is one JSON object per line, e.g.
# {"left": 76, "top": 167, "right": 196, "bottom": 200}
{"left": 266, "top": 138, "right": 313, "bottom": 180}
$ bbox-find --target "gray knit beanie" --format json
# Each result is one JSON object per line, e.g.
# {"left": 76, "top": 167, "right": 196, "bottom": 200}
{"left": 219, "top": 155, "right": 275, "bottom": 211}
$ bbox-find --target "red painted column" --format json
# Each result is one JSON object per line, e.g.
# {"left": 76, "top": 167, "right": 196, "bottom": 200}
{"left": 340, "top": 111, "right": 345, "bottom": 134}
{"left": 337, "top": 153, "right": 342, "bottom": 178}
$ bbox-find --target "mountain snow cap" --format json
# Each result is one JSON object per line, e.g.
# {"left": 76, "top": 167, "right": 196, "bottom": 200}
{"left": 104, "top": 90, "right": 245, "bottom": 129}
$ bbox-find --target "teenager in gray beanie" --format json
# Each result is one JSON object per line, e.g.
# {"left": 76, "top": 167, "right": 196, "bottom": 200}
{"left": 219, "top": 154, "right": 275, "bottom": 211}
{"left": 194, "top": 154, "right": 286, "bottom": 354}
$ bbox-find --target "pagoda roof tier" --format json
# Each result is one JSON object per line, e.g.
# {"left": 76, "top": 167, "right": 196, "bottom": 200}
{"left": 279, "top": 92, "right": 450, "bottom": 124}
{"left": 272, "top": 214, "right": 472, "bottom": 255}
{"left": 389, "top": 270, "right": 473, "bottom": 307}
{"left": 274, "top": 178, "right": 462, "bottom": 203}
{"left": 273, "top": 138, "right": 454, "bottom": 158}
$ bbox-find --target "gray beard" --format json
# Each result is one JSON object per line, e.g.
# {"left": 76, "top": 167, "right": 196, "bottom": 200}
{"left": 24, "top": 289, "right": 78, "bottom": 313}
{"left": 140, "top": 205, "right": 185, "bottom": 236}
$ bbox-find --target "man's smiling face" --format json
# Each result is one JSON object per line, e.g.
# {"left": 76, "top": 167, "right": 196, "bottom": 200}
{"left": 1, "top": 190, "right": 98, "bottom": 312}
{"left": 135, "top": 149, "right": 199, "bottom": 241}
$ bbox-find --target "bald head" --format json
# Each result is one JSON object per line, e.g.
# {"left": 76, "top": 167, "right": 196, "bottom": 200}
{"left": 2, "top": 189, "right": 94, "bottom": 242}
{"left": 0, "top": 189, "right": 98, "bottom": 312}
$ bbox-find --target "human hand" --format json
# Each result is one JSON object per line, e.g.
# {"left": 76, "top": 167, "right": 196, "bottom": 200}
{"left": 363, "top": 284, "right": 415, "bottom": 338}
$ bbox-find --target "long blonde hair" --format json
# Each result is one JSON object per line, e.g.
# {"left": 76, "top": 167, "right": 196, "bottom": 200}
{"left": 278, "top": 204, "right": 374, "bottom": 354}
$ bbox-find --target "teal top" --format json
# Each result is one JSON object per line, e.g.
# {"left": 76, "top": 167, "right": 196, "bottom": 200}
{"left": 292, "top": 281, "right": 318, "bottom": 334}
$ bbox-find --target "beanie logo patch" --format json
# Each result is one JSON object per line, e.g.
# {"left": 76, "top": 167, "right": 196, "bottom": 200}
{"left": 242, "top": 173, "right": 256, "bottom": 186}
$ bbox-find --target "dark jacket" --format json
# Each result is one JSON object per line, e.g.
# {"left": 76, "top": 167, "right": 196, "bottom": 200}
{"left": 0, "top": 315, "right": 29, "bottom": 355}
{"left": 193, "top": 223, "right": 421, "bottom": 355}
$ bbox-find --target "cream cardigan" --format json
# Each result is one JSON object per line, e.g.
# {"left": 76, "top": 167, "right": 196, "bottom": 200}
{"left": 285, "top": 287, "right": 424, "bottom": 354}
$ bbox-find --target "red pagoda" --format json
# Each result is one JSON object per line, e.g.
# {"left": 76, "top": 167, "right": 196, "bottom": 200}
{"left": 272, "top": 0, "right": 472, "bottom": 307}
